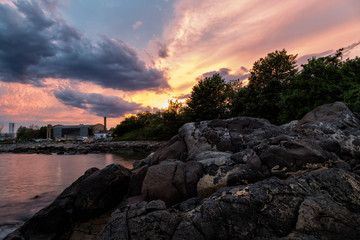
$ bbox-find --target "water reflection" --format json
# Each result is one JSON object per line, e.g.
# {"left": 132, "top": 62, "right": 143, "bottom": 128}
{"left": 0, "top": 152, "right": 147, "bottom": 231}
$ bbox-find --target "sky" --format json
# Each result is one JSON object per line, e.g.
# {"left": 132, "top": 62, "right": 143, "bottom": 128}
{"left": 0, "top": 0, "right": 360, "bottom": 133}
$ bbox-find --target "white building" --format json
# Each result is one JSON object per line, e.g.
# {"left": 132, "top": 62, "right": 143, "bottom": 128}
{"left": 9, "top": 123, "right": 15, "bottom": 137}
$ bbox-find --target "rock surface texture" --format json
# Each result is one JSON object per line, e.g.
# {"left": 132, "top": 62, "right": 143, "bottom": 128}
{"left": 6, "top": 102, "right": 360, "bottom": 239}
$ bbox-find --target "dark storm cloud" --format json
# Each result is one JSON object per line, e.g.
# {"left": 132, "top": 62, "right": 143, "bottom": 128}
{"left": 197, "top": 67, "right": 250, "bottom": 82}
{"left": 53, "top": 89, "right": 143, "bottom": 118}
{"left": 0, "top": 0, "right": 169, "bottom": 91}
{"left": 157, "top": 42, "right": 169, "bottom": 58}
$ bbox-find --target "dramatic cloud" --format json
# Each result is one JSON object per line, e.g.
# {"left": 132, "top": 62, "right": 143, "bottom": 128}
{"left": 53, "top": 89, "right": 143, "bottom": 118}
{"left": 0, "top": 0, "right": 169, "bottom": 91}
{"left": 197, "top": 67, "right": 249, "bottom": 82}
{"left": 159, "top": 0, "right": 360, "bottom": 93}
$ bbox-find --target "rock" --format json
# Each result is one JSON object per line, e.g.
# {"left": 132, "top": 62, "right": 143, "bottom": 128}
{"left": 0, "top": 141, "right": 164, "bottom": 155}
{"left": 128, "top": 165, "right": 148, "bottom": 196}
{"left": 98, "top": 200, "right": 181, "bottom": 240}
{"left": 99, "top": 168, "right": 360, "bottom": 239}
{"left": 141, "top": 161, "right": 203, "bottom": 206}
{"left": 149, "top": 135, "right": 187, "bottom": 165}
{"left": 18, "top": 164, "right": 131, "bottom": 240}
{"left": 196, "top": 151, "right": 233, "bottom": 167}
{"left": 231, "top": 148, "right": 262, "bottom": 169}
{"left": 299, "top": 102, "right": 360, "bottom": 129}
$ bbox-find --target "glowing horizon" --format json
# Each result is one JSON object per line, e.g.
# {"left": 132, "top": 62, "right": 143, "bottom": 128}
{"left": 0, "top": 0, "right": 359, "bottom": 133}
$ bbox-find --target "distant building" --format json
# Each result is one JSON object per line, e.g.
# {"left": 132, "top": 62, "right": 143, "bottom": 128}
{"left": 53, "top": 124, "right": 105, "bottom": 139}
{"left": 46, "top": 124, "right": 53, "bottom": 139}
{"left": 9, "top": 123, "right": 15, "bottom": 137}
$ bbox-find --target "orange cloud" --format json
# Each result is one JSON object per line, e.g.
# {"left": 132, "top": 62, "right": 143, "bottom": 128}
{"left": 157, "top": 0, "right": 360, "bottom": 96}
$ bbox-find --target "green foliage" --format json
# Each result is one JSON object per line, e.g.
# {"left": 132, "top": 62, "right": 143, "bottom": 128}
{"left": 186, "top": 73, "right": 234, "bottom": 121}
{"left": 342, "top": 81, "right": 360, "bottom": 113}
{"left": 113, "top": 100, "right": 189, "bottom": 141}
{"left": 233, "top": 49, "right": 360, "bottom": 124}
{"left": 232, "top": 49, "right": 298, "bottom": 124}
{"left": 16, "top": 125, "right": 47, "bottom": 140}
{"left": 114, "top": 48, "right": 360, "bottom": 141}
{"left": 249, "top": 49, "right": 297, "bottom": 88}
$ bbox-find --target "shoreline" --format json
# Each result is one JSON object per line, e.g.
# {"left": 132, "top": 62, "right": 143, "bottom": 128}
{"left": 0, "top": 141, "right": 165, "bottom": 155}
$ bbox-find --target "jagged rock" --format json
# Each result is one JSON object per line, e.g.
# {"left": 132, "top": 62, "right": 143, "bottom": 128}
{"left": 17, "top": 164, "right": 131, "bottom": 240}
{"left": 98, "top": 168, "right": 360, "bottom": 240}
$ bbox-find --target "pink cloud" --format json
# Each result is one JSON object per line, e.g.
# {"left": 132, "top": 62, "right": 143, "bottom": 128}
{"left": 133, "top": 21, "right": 143, "bottom": 30}
{"left": 0, "top": 82, "right": 123, "bottom": 131}
{"left": 160, "top": 0, "right": 360, "bottom": 88}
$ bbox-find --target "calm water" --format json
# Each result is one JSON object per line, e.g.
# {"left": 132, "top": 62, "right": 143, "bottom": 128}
{"left": 0, "top": 152, "right": 148, "bottom": 239}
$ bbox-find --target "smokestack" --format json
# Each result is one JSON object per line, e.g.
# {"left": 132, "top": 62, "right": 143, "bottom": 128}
{"left": 104, "top": 117, "right": 107, "bottom": 132}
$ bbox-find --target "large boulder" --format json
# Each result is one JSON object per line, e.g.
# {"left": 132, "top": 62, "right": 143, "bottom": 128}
{"left": 17, "top": 164, "right": 131, "bottom": 240}
{"left": 299, "top": 101, "right": 360, "bottom": 128}
{"left": 141, "top": 161, "right": 203, "bottom": 206}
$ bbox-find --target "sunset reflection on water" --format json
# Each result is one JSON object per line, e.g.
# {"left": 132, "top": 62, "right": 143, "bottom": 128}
{"left": 0, "top": 152, "right": 147, "bottom": 227}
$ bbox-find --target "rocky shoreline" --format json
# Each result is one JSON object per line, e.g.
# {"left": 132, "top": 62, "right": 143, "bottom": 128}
{"left": 0, "top": 141, "right": 164, "bottom": 155}
{"left": 5, "top": 102, "right": 360, "bottom": 239}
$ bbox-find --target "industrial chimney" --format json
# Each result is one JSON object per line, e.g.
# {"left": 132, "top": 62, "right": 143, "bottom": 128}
{"left": 104, "top": 117, "right": 107, "bottom": 132}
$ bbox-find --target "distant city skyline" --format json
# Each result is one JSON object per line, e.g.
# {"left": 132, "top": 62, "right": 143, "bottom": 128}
{"left": 0, "top": 0, "right": 359, "bottom": 130}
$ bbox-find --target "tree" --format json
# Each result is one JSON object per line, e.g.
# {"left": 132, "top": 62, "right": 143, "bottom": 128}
{"left": 186, "top": 74, "right": 233, "bottom": 121}
{"left": 39, "top": 126, "right": 48, "bottom": 138}
{"left": 16, "top": 125, "right": 47, "bottom": 140}
{"left": 232, "top": 49, "right": 297, "bottom": 124}
{"left": 277, "top": 50, "right": 346, "bottom": 123}
{"left": 248, "top": 49, "right": 297, "bottom": 88}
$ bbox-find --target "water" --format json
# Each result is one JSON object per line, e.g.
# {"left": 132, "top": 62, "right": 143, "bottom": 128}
{"left": 0, "top": 152, "right": 148, "bottom": 239}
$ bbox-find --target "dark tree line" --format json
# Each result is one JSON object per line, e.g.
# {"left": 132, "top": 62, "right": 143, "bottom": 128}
{"left": 114, "top": 49, "right": 360, "bottom": 140}
{"left": 16, "top": 125, "right": 47, "bottom": 140}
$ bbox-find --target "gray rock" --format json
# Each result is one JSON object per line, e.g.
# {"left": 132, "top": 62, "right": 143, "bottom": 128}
{"left": 98, "top": 200, "right": 181, "bottom": 240}
{"left": 99, "top": 168, "right": 360, "bottom": 239}
{"left": 141, "top": 161, "right": 203, "bottom": 206}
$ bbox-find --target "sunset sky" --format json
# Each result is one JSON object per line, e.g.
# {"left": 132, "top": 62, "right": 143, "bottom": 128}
{"left": 0, "top": 0, "right": 360, "bottom": 133}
